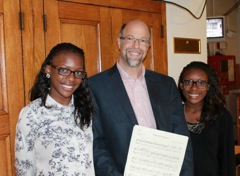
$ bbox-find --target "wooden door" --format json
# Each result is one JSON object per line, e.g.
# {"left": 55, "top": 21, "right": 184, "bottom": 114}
{"left": 0, "top": 0, "right": 25, "bottom": 175}
{"left": 43, "top": 0, "right": 167, "bottom": 76}
{"left": 21, "top": 0, "right": 46, "bottom": 104}
{"left": 44, "top": 0, "right": 112, "bottom": 77}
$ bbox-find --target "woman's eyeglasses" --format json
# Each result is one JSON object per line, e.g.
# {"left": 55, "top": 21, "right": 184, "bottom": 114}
{"left": 182, "top": 80, "right": 209, "bottom": 89}
{"left": 50, "top": 65, "right": 86, "bottom": 79}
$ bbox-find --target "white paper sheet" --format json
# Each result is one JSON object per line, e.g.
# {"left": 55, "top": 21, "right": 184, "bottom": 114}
{"left": 124, "top": 125, "right": 188, "bottom": 176}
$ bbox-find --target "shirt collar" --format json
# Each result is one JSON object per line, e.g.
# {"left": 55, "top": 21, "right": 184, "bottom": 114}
{"left": 46, "top": 94, "right": 74, "bottom": 108}
{"left": 116, "top": 61, "right": 145, "bottom": 81}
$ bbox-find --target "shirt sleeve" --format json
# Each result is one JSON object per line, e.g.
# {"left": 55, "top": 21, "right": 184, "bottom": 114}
{"left": 15, "top": 107, "right": 36, "bottom": 176}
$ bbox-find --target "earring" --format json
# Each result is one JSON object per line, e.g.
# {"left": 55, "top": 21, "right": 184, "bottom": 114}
{"left": 46, "top": 73, "right": 50, "bottom": 78}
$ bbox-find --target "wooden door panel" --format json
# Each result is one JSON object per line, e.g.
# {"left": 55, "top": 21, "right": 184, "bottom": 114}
{"left": 1, "top": 0, "right": 25, "bottom": 175}
{"left": 45, "top": 1, "right": 166, "bottom": 76}
{"left": 0, "top": 8, "right": 11, "bottom": 176}
{"left": 0, "top": 115, "right": 11, "bottom": 176}
{"left": 61, "top": 0, "right": 163, "bottom": 13}
{"left": 0, "top": 15, "right": 7, "bottom": 114}
{"left": 60, "top": 22, "right": 100, "bottom": 75}
{"left": 58, "top": 1, "right": 100, "bottom": 21}
{"left": 0, "top": 136, "right": 12, "bottom": 176}
{"left": 21, "top": 0, "right": 45, "bottom": 104}
{"left": 45, "top": 1, "right": 112, "bottom": 76}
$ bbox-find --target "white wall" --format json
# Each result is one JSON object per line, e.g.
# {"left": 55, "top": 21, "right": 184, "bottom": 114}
{"left": 166, "top": 1, "right": 207, "bottom": 83}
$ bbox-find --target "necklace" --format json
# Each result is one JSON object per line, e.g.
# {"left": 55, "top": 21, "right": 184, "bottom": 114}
{"left": 184, "top": 105, "right": 205, "bottom": 134}
{"left": 187, "top": 122, "right": 205, "bottom": 134}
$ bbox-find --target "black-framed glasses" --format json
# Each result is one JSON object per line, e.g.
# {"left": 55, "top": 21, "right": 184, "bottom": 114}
{"left": 119, "top": 35, "right": 150, "bottom": 46}
{"left": 50, "top": 65, "right": 86, "bottom": 79}
{"left": 182, "top": 80, "right": 209, "bottom": 89}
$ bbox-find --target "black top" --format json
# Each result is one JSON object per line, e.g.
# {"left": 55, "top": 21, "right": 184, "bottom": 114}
{"left": 190, "top": 108, "right": 236, "bottom": 176}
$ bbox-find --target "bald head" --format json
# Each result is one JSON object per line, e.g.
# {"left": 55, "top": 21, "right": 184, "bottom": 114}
{"left": 119, "top": 19, "right": 151, "bottom": 39}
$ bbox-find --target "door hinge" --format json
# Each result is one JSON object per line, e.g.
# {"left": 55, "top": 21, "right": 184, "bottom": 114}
{"left": 161, "top": 25, "right": 164, "bottom": 38}
{"left": 43, "top": 14, "right": 47, "bottom": 32}
{"left": 19, "top": 12, "right": 24, "bottom": 30}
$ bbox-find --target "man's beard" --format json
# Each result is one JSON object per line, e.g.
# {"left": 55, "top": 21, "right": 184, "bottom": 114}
{"left": 125, "top": 53, "right": 143, "bottom": 67}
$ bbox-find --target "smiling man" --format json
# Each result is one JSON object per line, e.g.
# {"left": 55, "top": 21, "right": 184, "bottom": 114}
{"left": 89, "top": 19, "right": 193, "bottom": 176}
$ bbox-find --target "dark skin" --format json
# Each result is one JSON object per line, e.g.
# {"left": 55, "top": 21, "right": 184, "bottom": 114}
{"left": 180, "top": 68, "right": 210, "bottom": 124}
{"left": 45, "top": 51, "right": 84, "bottom": 106}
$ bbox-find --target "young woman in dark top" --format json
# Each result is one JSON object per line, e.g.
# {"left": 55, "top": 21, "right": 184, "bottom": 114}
{"left": 178, "top": 61, "right": 235, "bottom": 176}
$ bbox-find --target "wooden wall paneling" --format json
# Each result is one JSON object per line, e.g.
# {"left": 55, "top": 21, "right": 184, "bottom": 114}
{"left": 159, "top": 3, "right": 167, "bottom": 74}
{"left": 0, "top": 15, "right": 7, "bottom": 113}
{"left": 32, "top": 0, "right": 46, "bottom": 91}
{"left": 99, "top": 7, "right": 113, "bottom": 72}
{"left": 60, "top": 20, "right": 100, "bottom": 76}
{"left": 59, "top": 1, "right": 101, "bottom": 75}
{"left": 0, "top": 135, "right": 12, "bottom": 176}
{"left": 151, "top": 12, "right": 168, "bottom": 75}
{"left": 21, "top": 0, "right": 45, "bottom": 105}
{"left": 3, "top": 0, "right": 25, "bottom": 175}
{"left": 0, "top": 50, "right": 3, "bottom": 109}
{"left": 44, "top": 0, "right": 61, "bottom": 55}
{"left": 45, "top": 0, "right": 167, "bottom": 75}
{"left": 58, "top": 1, "right": 100, "bottom": 20}
{"left": 61, "top": 0, "right": 162, "bottom": 13}
{"left": 0, "top": 0, "right": 2, "bottom": 13}
{"left": 45, "top": 1, "right": 112, "bottom": 76}
{"left": 21, "top": 0, "right": 34, "bottom": 105}
{"left": 110, "top": 8, "right": 123, "bottom": 68}
{"left": 0, "top": 3, "right": 11, "bottom": 176}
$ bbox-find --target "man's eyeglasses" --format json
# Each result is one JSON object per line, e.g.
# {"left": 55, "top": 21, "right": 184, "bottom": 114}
{"left": 50, "top": 65, "right": 86, "bottom": 79}
{"left": 119, "top": 35, "right": 150, "bottom": 46}
{"left": 182, "top": 80, "right": 209, "bottom": 89}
